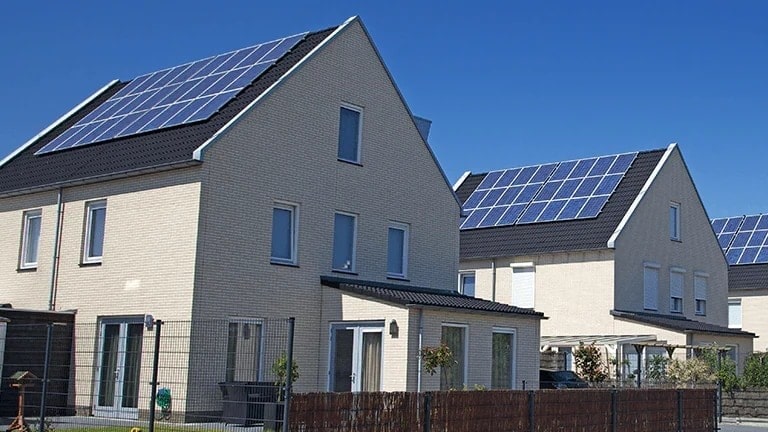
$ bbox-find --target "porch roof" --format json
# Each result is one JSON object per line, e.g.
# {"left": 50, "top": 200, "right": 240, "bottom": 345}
{"left": 611, "top": 309, "right": 756, "bottom": 338}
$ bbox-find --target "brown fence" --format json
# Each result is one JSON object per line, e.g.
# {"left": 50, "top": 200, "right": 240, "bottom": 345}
{"left": 290, "top": 388, "right": 717, "bottom": 432}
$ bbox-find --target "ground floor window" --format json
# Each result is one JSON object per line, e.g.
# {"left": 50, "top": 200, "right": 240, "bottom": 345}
{"left": 491, "top": 328, "right": 516, "bottom": 389}
{"left": 329, "top": 322, "right": 383, "bottom": 392}
{"left": 441, "top": 324, "right": 467, "bottom": 390}
{"left": 94, "top": 317, "right": 144, "bottom": 419}
{"left": 226, "top": 319, "right": 263, "bottom": 382}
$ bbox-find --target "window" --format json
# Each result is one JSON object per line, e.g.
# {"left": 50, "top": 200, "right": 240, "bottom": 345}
{"left": 459, "top": 273, "right": 476, "bottom": 297}
{"left": 329, "top": 323, "right": 383, "bottom": 392}
{"left": 511, "top": 265, "right": 535, "bottom": 308}
{"left": 670, "top": 202, "right": 681, "bottom": 241}
{"left": 83, "top": 201, "right": 106, "bottom": 263}
{"left": 670, "top": 269, "right": 684, "bottom": 313}
{"left": 20, "top": 209, "right": 42, "bottom": 269}
{"left": 225, "top": 319, "right": 263, "bottom": 382}
{"left": 332, "top": 212, "right": 357, "bottom": 272}
{"left": 694, "top": 273, "right": 708, "bottom": 316}
{"left": 271, "top": 202, "right": 298, "bottom": 264}
{"left": 643, "top": 263, "right": 660, "bottom": 310}
{"left": 337, "top": 105, "right": 362, "bottom": 163}
{"left": 729, "top": 299, "right": 742, "bottom": 329}
{"left": 492, "top": 328, "right": 516, "bottom": 389}
{"left": 386, "top": 222, "right": 409, "bottom": 278}
{"left": 441, "top": 325, "right": 467, "bottom": 390}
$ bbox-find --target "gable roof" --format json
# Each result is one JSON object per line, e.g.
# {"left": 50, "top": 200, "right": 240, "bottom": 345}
{"left": 729, "top": 263, "right": 768, "bottom": 292}
{"left": 320, "top": 276, "right": 544, "bottom": 318}
{"left": 611, "top": 309, "right": 755, "bottom": 337}
{"left": 0, "top": 24, "right": 341, "bottom": 197}
{"left": 457, "top": 147, "right": 667, "bottom": 259}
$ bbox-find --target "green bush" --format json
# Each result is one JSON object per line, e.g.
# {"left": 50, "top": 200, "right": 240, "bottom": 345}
{"left": 574, "top": 342, "right": 608, "bottom": 383}
{"left": 744, "top": 352, "right": 768, "bottom": 388}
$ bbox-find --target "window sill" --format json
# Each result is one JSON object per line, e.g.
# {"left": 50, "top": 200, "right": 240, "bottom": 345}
{"left": 270, "top": 260, "right": 299, "bottom": 268}
{"left": 332, "top": 269, "right": 358, "bottom": 276}
{"left": 387, "top": 275, "right": 409, "bottom": 282}
{"left": 79, "top": 261, "right": 103, "bottom": 267}
{"left": 670, "top": 238, "right": 682, "bottom": 243}
{"left": 16, "top": 267, "right": 37, "bottom": 273}
{"left": 695, "top": 313, "right": 706, "bottom": 317}
{"left": 670, "top": 310, "right": 683, "bottom": 315}
{"left": 337, "top": 158, "right": 363, "bottom": 167}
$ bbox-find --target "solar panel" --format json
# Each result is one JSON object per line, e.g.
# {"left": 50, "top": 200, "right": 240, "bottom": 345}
{"left": 712, "top": 214, "right": 768, "bottom": 265}
{"left": 35, "top": 32, "right": 307, "bottom": 155}
{"left": 461, "top": 152, "right": 637, "bottom": 230}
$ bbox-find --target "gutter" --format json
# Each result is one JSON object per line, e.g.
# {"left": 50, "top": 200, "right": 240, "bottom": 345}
{"left": 417, "top": 308, "right": 424, "bottom": 392}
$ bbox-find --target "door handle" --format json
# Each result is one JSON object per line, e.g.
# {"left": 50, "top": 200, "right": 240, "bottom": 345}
{"left": 350, "top": 373, "right": 356, "bottom": 383}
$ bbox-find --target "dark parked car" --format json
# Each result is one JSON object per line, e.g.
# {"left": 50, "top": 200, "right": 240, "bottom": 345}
{"left": 539, "top": 369, "right": 589, "bottom": 389}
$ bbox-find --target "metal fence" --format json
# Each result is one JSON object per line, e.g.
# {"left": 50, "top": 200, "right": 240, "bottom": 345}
{"left": 0, "top": 317, "right": 294, "bottom": 432}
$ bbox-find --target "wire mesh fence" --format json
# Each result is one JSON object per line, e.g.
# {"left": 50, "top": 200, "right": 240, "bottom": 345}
{"left": 1, "top": 318, "right": 292, "bottom": 431}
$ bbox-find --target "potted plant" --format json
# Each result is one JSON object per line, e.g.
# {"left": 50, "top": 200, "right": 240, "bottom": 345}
{"left": 264, "top": 352, "right": 299, "bottom": 432}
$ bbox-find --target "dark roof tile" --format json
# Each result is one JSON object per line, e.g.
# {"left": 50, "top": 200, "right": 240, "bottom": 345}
{"left": 611, "top": 309, "right": 755, "bottom": 337}
{"left": 729, "top": 264, "right": 768, "bottom": 291}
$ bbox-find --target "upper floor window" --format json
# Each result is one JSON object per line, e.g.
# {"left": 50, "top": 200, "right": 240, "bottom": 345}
{"left": 20, "top": 209, "right": 42, "bottom": 269}
{"left": 332, "top": 212, "right": 357, "bottom": 272}
{"left": 670, "top": 268, "right": 685, "bottom": 313}
{"left": 670, "top": 202, "right": 681, "bottom": 241}
{"left": 728, "top": 299, "right": 742, "bottom": 329}
{"left": 643, "top": 263, "right": 660, "bottom": 311}
{"left": 511, "top": 265, "right": 535, "bottom": 308}
{"left": 386, "top": 222, "right": 409, "bottom": 278}
{"left": 338, "top": 105, "right": 362, "bottom": 163}
{"left": 271, "top": 202, "right": 298, "bottom": 265}
{"left": 83, "top": 200, "right": 106, "bottom": 264}
{"left": 459, "top": 272, "right": 476, "bottom": 297}
{"left": 694, "top": 273, "right": 708, "bottom": 316}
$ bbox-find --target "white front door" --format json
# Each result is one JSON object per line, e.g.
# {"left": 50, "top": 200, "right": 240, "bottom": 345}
{"left": 93, "top": 319, "right": 143, "bottom": 419}
{"left": 330, "top": 323, "right": 383, "bottom": 392}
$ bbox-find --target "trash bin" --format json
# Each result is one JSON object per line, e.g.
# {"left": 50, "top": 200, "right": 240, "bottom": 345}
{"left": 219, "top": 381, "right": 280, "bottom": 425}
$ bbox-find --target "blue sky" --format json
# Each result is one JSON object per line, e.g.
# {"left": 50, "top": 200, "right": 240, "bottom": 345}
{"left": 1, "top": 1, "right": 766, "bottom": 218}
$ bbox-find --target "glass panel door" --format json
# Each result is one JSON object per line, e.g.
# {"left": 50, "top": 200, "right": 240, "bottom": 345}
{"left": 94, "top": 320, "right": 143, "bottom": 419}
{"left": 330, "top": 324, "right": 383, "bottom": 392}
{"left": 332, "top": 329, "right": 354, "bottom": 392}
{"left": 360, "top": 331, "right": 382, "bottom": 392}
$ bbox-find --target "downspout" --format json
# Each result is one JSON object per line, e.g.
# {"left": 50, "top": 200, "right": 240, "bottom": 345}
{"left": 491, "top": 258, "right": 497, "bottom": 302}
{"left": 48, "top": 188, "right": 64, "bottom": 311}
{"left": 417, "top": 308, "right": 424, "bottom": 392}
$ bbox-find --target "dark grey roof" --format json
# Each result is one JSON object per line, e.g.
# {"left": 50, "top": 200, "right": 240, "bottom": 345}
{"left": 457, "top": 149, "right": 666, "bottom": 259}
{"left": 0, "top": 28, "right": 335, "bottom": 196}
{"left": 729, "top": 264, "right": 768, "bottom": 292}
{"left": 611, "top": 309, "right": 755, "bottom": 337}
{"left": 320, "top": 276, "right": 544, "bottom": 318}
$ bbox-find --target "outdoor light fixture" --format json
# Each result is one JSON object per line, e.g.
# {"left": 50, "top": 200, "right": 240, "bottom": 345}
{"left": 389, "top": 319, "right": 399, "bottom": 338}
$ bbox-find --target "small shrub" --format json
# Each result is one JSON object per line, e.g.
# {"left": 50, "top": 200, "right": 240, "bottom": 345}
{"left": 574, "top": 342, "right": 608, "bottom": 383}
{"left": 744, "top": 352, "right": 768, "bottom": 388}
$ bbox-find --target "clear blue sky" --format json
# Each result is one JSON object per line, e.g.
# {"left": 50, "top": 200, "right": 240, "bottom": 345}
{"left": 1, "top": 1, "right": 766, "bottom": 218}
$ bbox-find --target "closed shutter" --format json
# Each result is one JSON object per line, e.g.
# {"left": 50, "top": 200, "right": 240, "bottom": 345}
{"left": 694, "top": 276, "right": 706, "bottom": 301}
{"left": 728, "top": 300, "right": 742, "bottom": 328}
{"left": 512, "top": 267, "right": 535, "bottom": 308}
{"left": 643, "top": 266, "right": 659, "bottom": 310}
{"left": 670, "top": 271, "right": 684, "bottom": 312}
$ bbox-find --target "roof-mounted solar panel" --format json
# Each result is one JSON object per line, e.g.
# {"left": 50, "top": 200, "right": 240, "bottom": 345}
{"left": 712, "top": 214, "right": 768, "bottom": 265}
{"left": 35, "top": 32, "right": 307, "bottom": 155}
{"left": 461, "top": 152, "right": 637, "bottom": 230}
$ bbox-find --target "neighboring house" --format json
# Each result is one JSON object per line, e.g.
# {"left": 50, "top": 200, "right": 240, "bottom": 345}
{"left": 0, "top": 16, "right": 543, "bottom": 420}
{"left": 711, "top": 214, "right": 768, "bottom": 351}
{"left": 454, "top": 144, "right": 754, "bottom": 376}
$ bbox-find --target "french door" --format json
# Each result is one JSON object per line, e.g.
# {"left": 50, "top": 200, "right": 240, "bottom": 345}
{"left": 330, "top": 323, "right": 383, "bottom": 392}
{"left": 93, "top": 319, "right": 144, "bottom": 419}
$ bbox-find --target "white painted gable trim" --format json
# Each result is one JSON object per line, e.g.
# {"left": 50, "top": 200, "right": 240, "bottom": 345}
{"left": 0, "top": 80, "right": 120, "bottom": 168}
{"left": 453, "top": 171, "right": 472, "bottom": 191}
{"left": 193, "top": 17, "right": 357, "bottom": 162}
{"left": 606, "top": 143, "right": 677, "bottom": 249}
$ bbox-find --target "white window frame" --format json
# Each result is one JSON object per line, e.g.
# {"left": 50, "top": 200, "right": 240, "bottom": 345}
{"left": 83, "top": 200, "right": 107, "bottom": 264}
{"left": 440, "top": 323, "right": 468, "bottom": 391}
{"left": 270, "top": 201, "right": 299, "bottom": 265}
{"left": 643, "top": 262, "right": 660, "bottom": 311}
{"left": 510, "top": 263, "right": 535, "bottom": 309}
{"left": 458, "top": 272, "right": 476, "bottom": 297}
{"left": 327, "top": 321, "right": 385, "bottom": 392}
{"left": 694, "top": 272, "right": 708, "bottom": 316}
{"left": 386, "top": 221, "right": 409, "bottom": 278}
{"left": 20, "top": 209, "right": 42, "bottom": 269}
{"left": 337, "top": 103, "right": 363, "bottom": 164}
{"left": 332, "top": 211, "right": 358, "bottom": 272}
{"left": 728, "top": 298, "right": 742, "bottom": 329}
{"left": 491, "top": 327, "right": 517, "bottom": 389}
{"left": 670, "top": 202, "right": 681, "bottom": 241}
{"left": 670, "top": 267, "right": 685, "bottom": 314}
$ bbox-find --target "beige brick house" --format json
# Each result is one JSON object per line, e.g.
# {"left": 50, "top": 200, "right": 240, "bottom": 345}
{"left": 0, "top": 16, "right": 543, "bottom": 420}
{"left": 454, "top": 144, "right": 754, "bottom": 377}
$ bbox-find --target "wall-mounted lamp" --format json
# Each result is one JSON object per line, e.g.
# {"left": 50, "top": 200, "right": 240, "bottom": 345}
{"left": 389, "top": 319, "right": 399, "bottom": 338}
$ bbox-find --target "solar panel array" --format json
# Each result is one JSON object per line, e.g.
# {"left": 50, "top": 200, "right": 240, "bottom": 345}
{"left": 461, "top": 152, "right": 637, "bottom": 229}
{"left": 35, "top": 32, "right": 307, "bottom": 155}
{"left": 711, "top": 214, "right": 768, "bottom": 265}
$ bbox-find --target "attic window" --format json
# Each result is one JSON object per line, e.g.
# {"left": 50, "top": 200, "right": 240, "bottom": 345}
{"left": 338, "top": 104, "right": 362, "bottom": 164}
{"left": 670, "top": 202, "right": 681, "bottom": 241}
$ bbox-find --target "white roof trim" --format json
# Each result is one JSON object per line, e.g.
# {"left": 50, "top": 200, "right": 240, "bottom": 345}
{"left": 607, "top": 143, "right": 677, "bottom": 248}
{"left": 193, "top": 16, "right": 358, "bottom": 161}
{"left": 453, "top": 171, "right": 471, "bottom": 191}
{"left": 0, "top": 80, "right": 119, "bottom": 168}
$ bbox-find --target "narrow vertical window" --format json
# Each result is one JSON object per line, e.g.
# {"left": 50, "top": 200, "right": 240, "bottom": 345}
{"left": 728, "top": 299, "right": 742, "bottom": 329}
{"left": 694, "top": 273, "right": 707, "bottom": 316}
{"left": 20, "top": 209, "right": 42, "bottom": 269}
{"left": 643, "top": 263, "right": 660, "bottom": 311}
{"left": 670, "top": 268, "right": 684, "bottom": 313}
{"left": 387, "top": 222, "right": 409, "bottom": 278}
{"left": 332, "top": 212, "right": 357, "bottom": 272}
{"left": 670, "top": 202, "right": 681, "bottom": 241}
{"left": 338, "top": 105, "right": 362, "bottom": 163}
{"left": 271, "top": 202, "right": 298, "bottom": 265}
{"left": 84, "top": 201, "right": 107, "bottom": 263}
{"left": 225, "top": 319, "right": 263, "bottom": 382}
{"left": 511, "top": 266, "right": 535, "bottom": 308}
{"left": 492, "top": 329, "right": 516, "bottom": 389}
{"left": 440, "top": 325, "right": 467, "bottom": 390}
{"left": 459, "top": 273, "right": 476, "bottom": 297}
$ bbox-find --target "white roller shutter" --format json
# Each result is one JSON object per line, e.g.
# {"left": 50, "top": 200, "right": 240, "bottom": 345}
{"left": 512, "top": 267, "right": 535, "bottom": 308}
{"left": 643, "top": 266, "right": 659, "bottom": 310}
